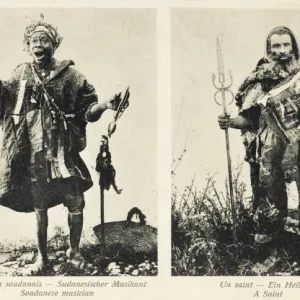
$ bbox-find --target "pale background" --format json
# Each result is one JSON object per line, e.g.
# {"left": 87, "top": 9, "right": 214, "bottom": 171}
{"left": 172, "top": 8, "right": 300, "bottom": 206}
{"left": 2, "top": 2, "right": 300, "bottom": 300}
{"left": 0, "top": 8, "right": 157, "bottom": 243}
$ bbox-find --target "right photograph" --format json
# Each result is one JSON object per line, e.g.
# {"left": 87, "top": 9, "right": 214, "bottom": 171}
{"left": 171, "top": 8, "right": 300, "bottom": 276}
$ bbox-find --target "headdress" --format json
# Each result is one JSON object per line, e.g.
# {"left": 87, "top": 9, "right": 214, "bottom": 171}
{"left": 23, "top": 14, "right": 63, "bottom": 51}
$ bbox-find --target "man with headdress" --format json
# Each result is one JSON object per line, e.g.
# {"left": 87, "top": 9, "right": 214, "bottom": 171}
{"left": 218, "top": 26, "right": 300, "bottom": 269}
{"left": 0, "top": 19, "right": 123, "bottom": 273}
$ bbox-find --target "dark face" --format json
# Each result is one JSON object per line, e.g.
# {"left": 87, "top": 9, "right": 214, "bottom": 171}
{"left": 269, "top": 33, "right": 293, "bottom": 62}
{"left": 29, "top": 31, "right": 54, "bottom": 66}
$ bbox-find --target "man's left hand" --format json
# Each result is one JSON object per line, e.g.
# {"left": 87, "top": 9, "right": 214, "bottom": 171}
{"left": 106, "top": 93, "right": 122, "bottom": 111}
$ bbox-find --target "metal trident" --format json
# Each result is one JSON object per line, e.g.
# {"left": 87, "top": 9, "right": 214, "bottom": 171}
{"left": 212, "top": 37, "right": 237, "bottom": 244}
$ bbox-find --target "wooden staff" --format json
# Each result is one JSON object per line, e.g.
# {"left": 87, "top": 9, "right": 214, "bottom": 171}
{"left": 212, "top": 38, "right": 237, "bottom": 244}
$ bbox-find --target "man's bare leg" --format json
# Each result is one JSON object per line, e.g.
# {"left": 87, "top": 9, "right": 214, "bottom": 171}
{"left": 66, "top": 211, "right": 89, "bottom": 269}
{"left": 28, "top": 209, "right": 49, "bottom": 272}
{"left": 68, "top": 211, "right": 83, "bottom": 254}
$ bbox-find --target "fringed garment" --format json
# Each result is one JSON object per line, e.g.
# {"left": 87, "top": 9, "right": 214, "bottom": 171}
{"left": 0, "top": 59, "right": 98, "bottom": 212}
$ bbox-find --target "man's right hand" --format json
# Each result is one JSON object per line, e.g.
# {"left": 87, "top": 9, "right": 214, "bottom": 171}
{"left": 218, "top": 114, "right": 231, "bottom": 130}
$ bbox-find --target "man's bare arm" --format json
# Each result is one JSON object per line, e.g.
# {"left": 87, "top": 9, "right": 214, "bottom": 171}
{"left": 86, "top": 96, "right": 120, "bottom": 122}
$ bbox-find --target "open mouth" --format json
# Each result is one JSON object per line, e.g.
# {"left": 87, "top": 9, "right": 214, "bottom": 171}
{"left": 34, "top": 51, "right": 45, "bottom": 60}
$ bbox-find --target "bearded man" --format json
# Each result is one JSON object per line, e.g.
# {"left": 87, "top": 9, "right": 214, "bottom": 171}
{"left": 218, "top": 26, "right": 300, "bottom": 267}
{"left": 0, "top": 19, "right": 122, "bottom": 274}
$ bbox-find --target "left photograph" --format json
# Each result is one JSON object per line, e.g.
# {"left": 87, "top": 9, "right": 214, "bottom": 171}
{"left": 0, "top": 8, "right": 157, "bottom": 276}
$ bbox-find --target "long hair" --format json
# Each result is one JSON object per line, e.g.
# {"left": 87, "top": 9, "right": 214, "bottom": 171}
{"left": 266, "top": 26, "right": 299, "bottom": 61}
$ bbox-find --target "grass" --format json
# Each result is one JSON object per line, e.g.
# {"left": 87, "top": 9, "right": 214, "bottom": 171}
{"left": 171, "top": 163, "right": 300, "bottom": 276}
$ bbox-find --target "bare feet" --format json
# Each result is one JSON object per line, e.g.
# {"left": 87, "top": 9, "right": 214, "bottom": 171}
{"left": 252, "top": 244, "right": 280, "bottom": 275}
{"left": 26, "top": 256, "right": 51, "bottom": 275}
{"left": 252, "top": 255, "right": 280, "bottom": 275}
{"left": 254, "top": 233, "right": 272, "bottom": 244}
{"left": 66, "top": 248, "right": 90, "bottom": 270}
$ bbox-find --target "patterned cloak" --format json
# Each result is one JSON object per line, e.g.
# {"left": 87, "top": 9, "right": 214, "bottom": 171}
{"left": 0, "top": 59, "right": 98, "bottom": 212}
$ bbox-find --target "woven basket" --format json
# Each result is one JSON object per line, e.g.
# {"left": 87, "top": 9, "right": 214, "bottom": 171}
{"left": 93, "top": 207, "right": 157, "bottom": 257}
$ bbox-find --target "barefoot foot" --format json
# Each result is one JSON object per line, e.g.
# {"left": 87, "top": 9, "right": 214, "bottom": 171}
{"left": 66, "top": 248, "right": 91, "bottom": 270}
{"left": 26, "top": 257, "right": 51, "bottom": 275}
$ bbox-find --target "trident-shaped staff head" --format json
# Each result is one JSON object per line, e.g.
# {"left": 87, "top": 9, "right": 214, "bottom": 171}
{"left": 212, "top": 37, "right": 234, "bottom": 107}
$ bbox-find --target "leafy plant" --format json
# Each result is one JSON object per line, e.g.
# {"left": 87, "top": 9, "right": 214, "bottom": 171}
{"left": 172, "top": 162, "right": 271, "bottom": 276}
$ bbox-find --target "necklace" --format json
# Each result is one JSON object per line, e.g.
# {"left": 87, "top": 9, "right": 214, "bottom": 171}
{"left": 33, "top": 58, "right": 56, "bottom": 79}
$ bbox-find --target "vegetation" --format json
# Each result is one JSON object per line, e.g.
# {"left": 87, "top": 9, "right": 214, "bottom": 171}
{"left": 172, "top": 163, "right": 300, "bottom": 276}
{"left": 0, "top": 226, "right": 157, "bottom": 276}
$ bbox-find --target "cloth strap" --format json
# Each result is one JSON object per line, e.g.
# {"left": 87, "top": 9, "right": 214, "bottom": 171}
{"left": 13, "top": 64, "right": 28, "bottom": 124}
{"left": 258, "top": 70, "right": 300, "bottom": 107}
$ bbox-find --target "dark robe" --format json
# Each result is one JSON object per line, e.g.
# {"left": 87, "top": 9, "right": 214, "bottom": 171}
{"left": 0, "top": 59, "right": 98, "bottom": 212}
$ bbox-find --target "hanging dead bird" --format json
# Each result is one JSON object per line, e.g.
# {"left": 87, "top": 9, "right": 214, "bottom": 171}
{"left": 96, "top": 135, "right": 122, "bottom": 194}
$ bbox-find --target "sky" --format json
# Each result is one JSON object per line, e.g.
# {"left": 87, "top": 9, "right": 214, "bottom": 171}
{"left": 0, "top": 8, "right": 157, "bottom": 243}
{"left": 171, "top": 8, "right": 300, "bottom": 205}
